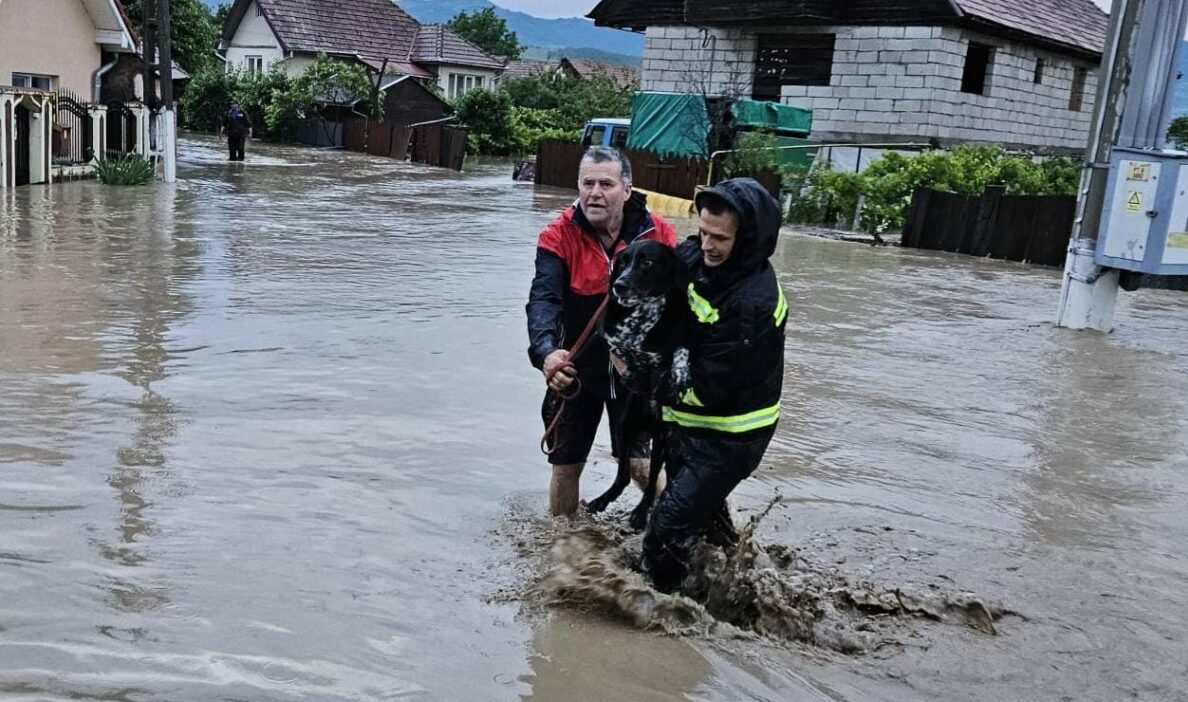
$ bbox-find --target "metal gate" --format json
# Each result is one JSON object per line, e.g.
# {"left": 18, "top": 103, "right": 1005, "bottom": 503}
{"left": 105, "top": 101, "right": 138, "bottom": 158}
{"left": 56, "top": 90, "right": 93, "bottom": 164}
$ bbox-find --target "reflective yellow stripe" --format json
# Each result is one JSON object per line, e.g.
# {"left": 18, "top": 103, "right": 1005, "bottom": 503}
{"left": 661, "top": 403, "right": 780, "bottom": 433}
{"left": 679, "top": 387, "right": 704, "bottom": 407}
{"left": 687, "top": 283, "right": 719, "bottom": 324}
{"left": 774, "top": 285, "right": 788, "bottom": 327}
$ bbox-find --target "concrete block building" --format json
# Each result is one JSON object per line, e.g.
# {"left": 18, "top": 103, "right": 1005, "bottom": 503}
{"left": 588, "top": 0, "right": 1108, "bottom": 154}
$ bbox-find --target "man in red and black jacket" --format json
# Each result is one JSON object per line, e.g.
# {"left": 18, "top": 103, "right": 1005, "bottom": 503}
{"left": 527, "top": 146, "right": 678, "bottom": 517}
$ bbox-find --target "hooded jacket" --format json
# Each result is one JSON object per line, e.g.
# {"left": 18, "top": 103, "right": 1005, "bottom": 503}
{"left": 664, "top": 178, "right": 787, "bottom": 436}
{"left": 527, "top": 191, "right": 677, "bottom": 376}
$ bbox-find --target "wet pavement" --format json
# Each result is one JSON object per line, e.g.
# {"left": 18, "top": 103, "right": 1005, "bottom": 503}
{"left": 1, "top": 135, "right": 1186, "bottom": 701}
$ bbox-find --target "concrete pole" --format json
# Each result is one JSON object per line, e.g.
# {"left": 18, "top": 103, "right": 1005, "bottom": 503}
{"left": 1056, "top": 0, "right": 1188, "bottom": 330}
{"left": 158, "top": 0, "right": 177, "bottom": 183}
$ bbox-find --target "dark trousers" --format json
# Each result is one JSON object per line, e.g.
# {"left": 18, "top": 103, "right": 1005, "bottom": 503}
{"left": 228, "top": 134, "right": 246, "bottom": 161}
{"left": 641, "top": 424, "right": 776, "bottom": 593}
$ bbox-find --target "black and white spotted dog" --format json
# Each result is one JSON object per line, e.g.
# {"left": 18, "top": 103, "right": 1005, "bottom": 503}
{"left": 586, "top": 240, "right": 691, "bottom": 530}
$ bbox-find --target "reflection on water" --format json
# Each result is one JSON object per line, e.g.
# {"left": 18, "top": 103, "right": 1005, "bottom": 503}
{"left": 0, "top": 135, "right": 1186, "bottom": 701}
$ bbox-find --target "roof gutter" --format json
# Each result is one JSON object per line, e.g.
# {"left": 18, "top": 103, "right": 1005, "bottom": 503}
{"left": 92, "top": 54, "right": 119, "bottom": 103}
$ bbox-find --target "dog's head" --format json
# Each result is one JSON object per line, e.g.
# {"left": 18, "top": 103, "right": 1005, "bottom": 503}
{"left": 609, "top": 240, "right": 685, "bottom": 307}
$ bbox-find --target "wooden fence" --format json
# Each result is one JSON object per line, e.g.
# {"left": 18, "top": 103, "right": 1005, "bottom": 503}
{"left": 343, "top": 120, "right": 466, "bottom": 171}
{"left": 534, "top": 139, "right": 779, "bottom": 200}
{"left": 901, "top": 187, "right": 1075, "bottom": 266}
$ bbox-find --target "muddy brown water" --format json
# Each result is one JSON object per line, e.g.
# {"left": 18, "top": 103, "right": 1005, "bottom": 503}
{"left": 1, "top": 135, "right": 1186, "bottom": 701}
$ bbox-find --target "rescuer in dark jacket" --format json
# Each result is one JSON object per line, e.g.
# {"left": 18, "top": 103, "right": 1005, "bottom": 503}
{"left": 640, "top": 177, "right": 788, "bottom": 592}
{"left": 222, "top": 100, "right": 252, "bottom": 162}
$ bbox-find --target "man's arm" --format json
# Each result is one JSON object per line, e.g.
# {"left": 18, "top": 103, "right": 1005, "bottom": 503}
{"left": 526, "top": 248, "right": 567, "bottom": 370}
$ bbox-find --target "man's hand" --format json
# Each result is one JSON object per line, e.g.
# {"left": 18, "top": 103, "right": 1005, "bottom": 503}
{"left": 543, "top": 349, "right": 576, "bottom": 392}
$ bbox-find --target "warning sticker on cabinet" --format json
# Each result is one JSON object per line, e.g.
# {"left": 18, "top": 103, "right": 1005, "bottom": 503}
{"left": 1126, "top": 191, "right": 1143, "bottom": 212}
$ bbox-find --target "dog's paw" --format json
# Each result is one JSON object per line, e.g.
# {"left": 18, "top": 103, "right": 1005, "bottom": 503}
{"left": 586, "top": 495, "right": 612, "bottom": 513}
{"left": 670, "top": 347, "right": 691, "bottom": 391}
{"left": 629, "top": 504, "right": 650, "bottom": 531}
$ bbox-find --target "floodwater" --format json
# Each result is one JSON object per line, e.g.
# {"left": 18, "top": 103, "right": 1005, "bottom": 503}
{"left": 1, "top": 135, "right": 1186, "bottom": 701}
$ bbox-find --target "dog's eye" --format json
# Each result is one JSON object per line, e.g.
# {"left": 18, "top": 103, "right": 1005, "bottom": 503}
{"left": 641, "top": 259, "right": 653, "bottom": 268}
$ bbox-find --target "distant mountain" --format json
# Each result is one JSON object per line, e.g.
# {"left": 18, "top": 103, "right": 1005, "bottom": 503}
{"left": 202, "top": 0, "right": 643, "bottom": 59}
{"left": 395, "top": 0, "right": 643, "bottom": 57}
{"left": 521, "top": 46, "right": 641, "bottom": 67}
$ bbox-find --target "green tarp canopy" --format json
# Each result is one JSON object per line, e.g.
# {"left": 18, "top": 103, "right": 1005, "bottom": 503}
{"left": 625, "top": 92, "right": 815, "bottom": 164}
{"left": 730, "top": 99, "right": 812, "bottom": 136}
{"left": 624, "top": 92, "right": 711, "bottom": 158}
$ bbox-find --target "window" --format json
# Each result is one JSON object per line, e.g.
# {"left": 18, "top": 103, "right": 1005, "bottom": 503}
{"left": 255, "top": 2, "right": 264, "bottom": 16}
{"left": 448, "top": 73, "right": 485, "bottom": 99}
{"left": 610, "top": 126, "right": 629, "bottom": 149}
{"left": 1034, "top": 58, "right": 1045, "bottom": 84}
{"left": 961, "top": 42, "right": 993, "bottom": 95}
{"left": 752, "top": 34, "right": 836, "bottom": 101}
{"left": 11, "top": 73, "right": 53, "bottom": 90}
{"left": 1069, "top": 66, "right": 1087, "bottom": 111}
{"left": 247, "top": 56, "right": 263, "bottom": 75}
{"left": 581, "top": 125, "right": 606, "bottom": 147}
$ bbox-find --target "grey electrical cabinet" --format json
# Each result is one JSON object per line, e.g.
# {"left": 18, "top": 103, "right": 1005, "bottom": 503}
{"left": 1096, "top": 146, "right": 1188, "bottom": 274}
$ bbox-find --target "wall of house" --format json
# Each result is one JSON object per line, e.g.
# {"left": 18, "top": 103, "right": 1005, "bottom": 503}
{"left": 0, "top": 0, "right": 103, "bottom": 96}
{"left": 641, "top": 25, "right": 1099, "bottom": 154}
{"left": 224, "top": 0, "right": 286, "bottom": 74}
{"left": 435, "top": 65, "right": 501, "bottom": 99}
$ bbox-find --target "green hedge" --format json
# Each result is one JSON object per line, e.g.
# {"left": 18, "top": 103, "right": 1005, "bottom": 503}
{"left": 789, "top": 145, "right": 1081, "bottom": 232}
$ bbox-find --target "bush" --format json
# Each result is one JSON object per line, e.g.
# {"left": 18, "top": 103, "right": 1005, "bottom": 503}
{"left": 180, "top": 65, "right": 292, "bottom": 140}
{"left": 511, "top": 106, "right": 579, "bottom": 153}
{"left": 454, "top": 88, "right": 518, "bottom": 155}
{"left": 266, "top": 55, "right": 380, "bottom": 138}
{"left": 789, "top": 145, "right": 1081, "bottom": 232}
{"left": 463, "top": 74, "right": 633, "bottom": 155}
{"left": 95, "top": 154, "right": 155, "bottom": 185}
{"left": 179, "top": 65, "right": 234, "bottom": 132}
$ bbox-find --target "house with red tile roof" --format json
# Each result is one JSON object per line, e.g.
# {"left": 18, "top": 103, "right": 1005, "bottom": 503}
{"left": 218, "top": 0, "right": 505, "bottom": 99}
{"left": 588, "top": 0, "right": 1108, "bottom": 154}
{"left": 559, "top": 58, "right": 639, "bottom": 90}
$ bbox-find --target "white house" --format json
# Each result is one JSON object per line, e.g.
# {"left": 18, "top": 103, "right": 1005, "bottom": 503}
{"left": 219, "top": 0, "right": 504, "bottom": 99}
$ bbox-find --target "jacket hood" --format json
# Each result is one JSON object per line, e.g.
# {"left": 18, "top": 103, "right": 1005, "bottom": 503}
{"left": 694, "top": 178, "right": 781, "bottom": 278}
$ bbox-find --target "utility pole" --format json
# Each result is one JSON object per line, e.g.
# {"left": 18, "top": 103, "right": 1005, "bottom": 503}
{"left": 142, "top": 0, "right": 157, "bottom": 115}
{"left": 1055, "top": 0, "right": 1188, "bottom": 330}
{"left": 158, "top": 0, "right": 177, "bottom": 182}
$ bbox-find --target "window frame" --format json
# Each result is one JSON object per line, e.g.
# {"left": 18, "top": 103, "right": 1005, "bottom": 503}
{"left": 11, "top": 73, "right": 53, "bottom": 90}
{"left": 752, "top": 33, "right": 836, "bottom": 101}
{"left": 960, "top": 42, "right": 994, "bottom": 95}
{"left": 1069, "top": 66, "right": 1087, "bottom": 111}
{"left": 246, "top": 55, "right": 264, "bottom": 75}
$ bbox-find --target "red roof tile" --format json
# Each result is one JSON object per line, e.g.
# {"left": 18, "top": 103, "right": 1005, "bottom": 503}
{"left": 561, "top": 58, "right": 639, "bottom": 89}
{"left": 409, "top": 25, "right": 506, "bottom": 70}
{"left": 956, "top": 0, "right": 1108, "bottom": 54}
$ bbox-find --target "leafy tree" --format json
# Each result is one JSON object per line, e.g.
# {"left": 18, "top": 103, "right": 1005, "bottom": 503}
{"left": 453, "top": 88, "right": 518, "bottom": 155}
{"left": 447, "top": 8, "right": 522, "bottom": 60}
{"left": 266, "top": 55, "right": 382, "bottom": 137}
{"left": 122, "top": 0, "right": 221, "bottom": 74}
{"left": 179, "top": 64, "right": 291, "bottom": 139}
{"left": 178, "top": 64, "right": 234, "bottom": 131}
{"left": 502, "top": 74, "right": 632, "bottom": 130}
{"left": 1169, "top": 115, "right": 1188, "bottom": 149}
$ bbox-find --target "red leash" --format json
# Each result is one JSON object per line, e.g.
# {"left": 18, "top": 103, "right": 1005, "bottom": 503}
{"left": 540, "top": 296, "right": 610, "bottom": 455}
